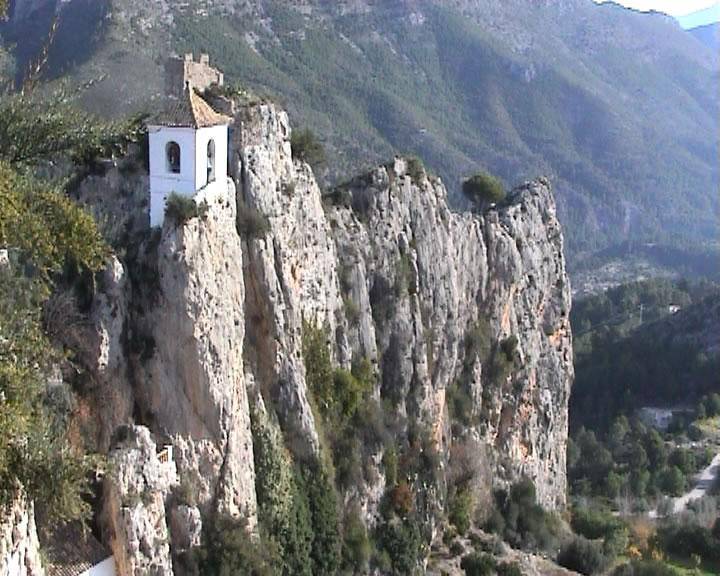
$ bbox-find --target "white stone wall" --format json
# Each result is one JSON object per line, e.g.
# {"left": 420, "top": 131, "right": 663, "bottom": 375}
{"left": 194, "top": 126, "right": 228, "bottom": 191}
{"left": 148, "top": 124, "right": 229, "bottom": 227}
{"left": 148, "top": 125, "right": 196, "bottom": 227}
{"left": 83, "top": 557, "right": 117, "bottom": 576}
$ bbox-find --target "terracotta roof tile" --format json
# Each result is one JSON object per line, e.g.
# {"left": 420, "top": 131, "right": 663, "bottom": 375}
{"left": 156, "top": 88, "right": 231, "bottom": 128}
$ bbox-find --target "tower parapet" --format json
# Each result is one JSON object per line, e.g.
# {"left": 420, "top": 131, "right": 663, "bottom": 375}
{"left": 165, "top": 53, "right": 224, "bottom": 96}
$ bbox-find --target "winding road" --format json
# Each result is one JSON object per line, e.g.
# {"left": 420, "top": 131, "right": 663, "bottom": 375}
{"left": 670, "top": 452, "right": 720, "bottom": 514}
{"left": 649, "top": 452, "right": 720, "bottom": 518}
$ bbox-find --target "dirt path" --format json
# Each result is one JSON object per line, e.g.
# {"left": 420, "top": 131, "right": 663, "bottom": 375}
{"left": 649, "top": 452, "right": 720, "bottom": 518}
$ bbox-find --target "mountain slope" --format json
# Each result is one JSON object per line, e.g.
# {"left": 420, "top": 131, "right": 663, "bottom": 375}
{"left": 689, "top": 22, "right": 720, "bottom": 50}
{"left": 1, "top": 0, "right": 718, "bottom": 264}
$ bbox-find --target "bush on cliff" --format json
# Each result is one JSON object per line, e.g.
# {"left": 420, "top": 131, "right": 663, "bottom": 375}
{"left": 291, "top": 128, "right": 325, "bottom": 169}
{"left": 460, "top": 552, "right": 496, "bottom": 576}
{"left": 192, "top": 515, "right": 277, "bottom": 576}
{"left": 558, "top": 536, "right": 608, "bottom": 575}
{"left": 485, "top": 478, "right": 561, "bottom": 552}
{"left": 236, "top": 201, "right": 270, "bottom": 239}
{"left": 406, "top": 156, "right": 426, "bottom": 183}
{"left": 342, "top": 503, "right": 371, "bottom": 574}
{"left": 250, "top": 406, "right": 313, "bottom": 575}
{"left": 299, "top": 460, "right": 342, "bottom": 575}
{"left": 462, "top": 172, "right": 506, "bottom": 212}
{"left": 165, "top": 193, "right": 200, "bottom": 225}
{"left": 448, "top": 486, "right": 474, "bottom": 535}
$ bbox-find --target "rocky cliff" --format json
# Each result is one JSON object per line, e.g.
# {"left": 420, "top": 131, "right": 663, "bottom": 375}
{"left": 58, "top": 98, "right": 573, "bottom": 572}
{"left": 0, "top": 490, "right": 43, "bottom": 576}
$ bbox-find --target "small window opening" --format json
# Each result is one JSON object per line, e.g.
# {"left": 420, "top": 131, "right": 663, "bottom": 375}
{"left": 166, "top": 142, "right": 181, "bottom": 174}
{"left": 207, "top": 139, "right": 216, "bottom": 183}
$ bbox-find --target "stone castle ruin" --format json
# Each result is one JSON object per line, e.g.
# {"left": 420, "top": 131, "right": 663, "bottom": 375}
{"left": 165, "top": 53, "right": 224, "bottom": 96}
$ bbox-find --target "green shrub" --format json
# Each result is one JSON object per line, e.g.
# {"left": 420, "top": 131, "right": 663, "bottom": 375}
{"left": 394, "top": 253, "right": 417, "bottom": 297}
{"left": 486, "top": 478, "right": 561, "bottom": 553}
{"left": 375, "top": 516, "right": 424, "bottom": 575}
{"left": 302, "top": 321, "right": 335, "bottom": 417}
{"left": 383, "top": 448, "right": 398, "bottom": 487}
{"left": 250, "top": 405, "right": 313, "bottom": 575}
{"left": 557, "top": 536, "right": 607, "bottom": 575}
{"left": 449, "top": 539, "right": 465, "bottom": 556}
{"left": 447, "top": 379, "right": 475, "bottom": 426}
{"left": 658, "top": 466, "right": 686, "bottom": 496}
{"left": 460, "top": 552, "right": 496, "bottom": 576}
{"left": 0, "top": 269, "right": 93, "bottom": 525}
{"left": 165, "top": 192, "right": 199, "bottom": 224}
{"left": 291, "top": 128, "right": 325, "bottom": 168}
{"left": 500, "top": 336, "right": 518, "bottom": 362}
{"left": 612, "top": 560, "right": 682, "bottom": 576}
{"left": 236, "top": 202, "right": 270, "bottom": 238}
{"left": 194, "top": 515, "right": 277, "bottom": 576}
{"left": 496, "top": 561, "right": 524, "bottom": 576}
{"left": 655, "top": 522, "right": 720, "bottom": 564}
{"left": 342, "top": 504, "right": 371, "bottom": 574}
{"left": 405, "top": 156, "right": 426, "bottom": 183}
{"left": 333, "top": 364, "right": 373, "bottom": 424}
{"left": 301, "top": 461, "right": 341, "bottom": 576}
{"left": 302, "top": 322, "right": 374, "bottom": 427}
{"left": 571, "top": 507, "right": 628, "bottom": 561}
{"left": 448, "top": 487, "right": 474, "bottom": 535}
{"left": 466, "top": 320, "right": 493, "bottom": 364}
{"left": 332, "top": 432, "right": 362, "bottom": 491}
{"left": 462, "top": 172, "right": 506, "bottom": 210}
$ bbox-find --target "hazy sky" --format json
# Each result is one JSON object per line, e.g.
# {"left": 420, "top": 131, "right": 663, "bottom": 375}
{"left": 594, "top": 0, "right": 717, "bottom": 16}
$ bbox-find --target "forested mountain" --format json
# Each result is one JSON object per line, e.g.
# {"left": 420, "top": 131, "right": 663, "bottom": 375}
{"left": 1, "top": 0, "right": 718, "bottom": 266}
{"left": 571, "top": 279, "right": 720, "bottom": 430}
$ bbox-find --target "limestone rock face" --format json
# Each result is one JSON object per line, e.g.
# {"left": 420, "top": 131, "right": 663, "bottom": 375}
{"left": 330, "top": 159, "right": 572, "bottom": 509}
{"left": 169, "top": 505, "right": 202, "bottom": 553}
{"left": 103, "top": 426, "right": 177, "bottom": 576}
{"left": 142, "top": 181, "right": 257, "bottom": 522}
{"left": 0, "top": 490, "right": 43, "bottom": 576}
{"left": 234, "top": 103, "right": 344, "bottom": 455}
{"left": 85, "top": 256, "right": 134, "bottom": 452}
{"left": 74, "top": 98, "right": 572, "bottom": 571}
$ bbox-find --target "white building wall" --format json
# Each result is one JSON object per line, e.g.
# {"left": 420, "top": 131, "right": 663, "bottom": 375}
{"left": 194, "top": 125, "right": 229, "bottom": 191}
{"left": 81, "top": 557, "right": 117, "bottom": 576}
{"left": 148, "top": 125, "right": 197, "bottom": 227}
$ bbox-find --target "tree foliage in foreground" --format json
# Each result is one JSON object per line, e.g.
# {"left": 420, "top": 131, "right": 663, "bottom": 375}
{"left": 0, "top": 162, "right": 108, "bottom": 280}
{"left": 0, "top": 87, "right": 134, "bottom": 524}
{"left": 0, "top": 89, "right": 144, "bottom": 170}
{"left": 0, "top": 268, "right": 93, "bottom": 522}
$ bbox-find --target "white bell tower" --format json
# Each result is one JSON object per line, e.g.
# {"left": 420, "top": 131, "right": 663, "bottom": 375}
{"left": 147, "top": 87, "right": 231, "bottom": 227}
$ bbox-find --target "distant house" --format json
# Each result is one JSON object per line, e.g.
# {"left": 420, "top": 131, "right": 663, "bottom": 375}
{"left": 638, "top": 407, "right": 674, "bottom": 431}
{"left": 43, "top": 524, "right": 115, "bottom": 576}
{"left": 638, "top": 406, "right": 693, "bottom": 431}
